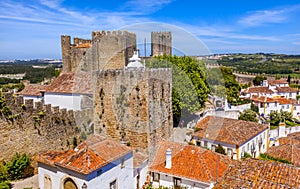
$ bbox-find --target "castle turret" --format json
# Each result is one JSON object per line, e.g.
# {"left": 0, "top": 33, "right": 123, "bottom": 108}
{"left": 151, "top": 32, "right": 172, "bottom": 56}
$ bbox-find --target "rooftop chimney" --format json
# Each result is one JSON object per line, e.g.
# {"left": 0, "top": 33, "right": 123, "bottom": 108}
{"left": 165, "top": 148, "right": 172, "bottom": 169}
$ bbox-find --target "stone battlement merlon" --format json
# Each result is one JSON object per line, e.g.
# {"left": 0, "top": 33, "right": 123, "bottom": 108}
{"left": 91, "top": 30, "right": 135, "bottom": 41}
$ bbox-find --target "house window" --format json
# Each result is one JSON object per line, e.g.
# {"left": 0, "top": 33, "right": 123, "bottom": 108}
{"left": 227, "top": 148, "right": 232, "bottom": 156}
{"left": 289, "top": 93, "right": 292, "bottom": 97}
{"left": 120, "top": 158, "right": 125, "bottom": 169}
{"left": 109, "top": 179, "right": 117, "bottom": 189}
{"left": 275, "top": 102, "right": 277, "bottom": 107}
{"left": 247, "top": 143, "right": 250, "bottom": 151}
{"left": 241, "top": 147, "right": 245, "bottom": 158}
{"left": 204, "top": 141, "right": 208, "bottom": 147}
{"left": 153, "top": 173, "right": 160, "bottom": 182}
{"left": 287, "top": 105, "right": 289, "bottom": 109}
{"left": 294, "top": 107, "right": 297, "bottom": 110}
{"left": 267, "top": 103, "right": 269, "bottom": 108}
{"left": 173, "top": 177, "right": 182, "bottom": 187}
{"left": 196, "top": 141, "right": 201, "bottom": 146}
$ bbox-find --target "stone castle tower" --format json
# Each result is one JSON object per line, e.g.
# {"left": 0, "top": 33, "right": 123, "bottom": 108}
{"left": 94, "top": 68, "right": 172, "bottom": 159}
{"left": 151, "top": 31, "right": 172, "bottom": 56}
{"left": 60, "top": 30, "right": 173, "bottom": 158}
{"left": 61, "top": 30, "right": 136, "bottom": 72}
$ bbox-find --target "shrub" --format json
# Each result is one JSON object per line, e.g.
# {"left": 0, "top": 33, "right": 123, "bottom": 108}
{"left": 6, "top": 153, "right": 30, "bottom": 180}
{"left": 215, "top": 144, "right": 226, "bottom": 155}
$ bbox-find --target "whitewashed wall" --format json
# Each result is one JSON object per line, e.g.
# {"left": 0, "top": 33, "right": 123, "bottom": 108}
{"left": 44, "top": 93, "right": 81, "bottom": 110}
{"left": 134, "top": 160, "right": 148, "bottom": 189}
{"left": 226, "top": 103, "right": 251, "bottom": 112}
{"left": 152, "top": 173, "right": 212, "bottom": 189}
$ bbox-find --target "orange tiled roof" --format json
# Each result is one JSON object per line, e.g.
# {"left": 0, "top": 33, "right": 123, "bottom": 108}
{"left": 213, "top": 159, "right": 300, "bottom": 189}
{"left": 18, "top": 84, "right": 45, "bottom": 97}
{"left": 75, "top": 43, "right": 92, "bottom": 48}
{"left": 36, "top": 135, "right": 132, "bottom": 174}
{"left": 266, "top": 132, "right": 300, "bottom": 167}
{"left": 243, "top": 86, "right": 273, "bottom": 94}
{"left": 44, "top": 72, "right": 93, "bottom": 94}
{"left": 193, "top": 116, "right": 268, "bottom": 146}
{"left": 275, "top": 86, "right": 298, "bottom": 93}
{"left": 277, "top": 98, "right": 294, "bottom": 105}
{"left": 251, "top": 96, "right": 275, "bottom": 103}
{"left": 267, "top": 79, "right": 288, "bottom": 86}
{"left": 133, "top": 150, "right": 147, "bottom": 168}
{"left": 266, "top": 144, "right": 300, "bottom": 167}
{"left": 150, "top": 141, "right": 233, "bottom": 184}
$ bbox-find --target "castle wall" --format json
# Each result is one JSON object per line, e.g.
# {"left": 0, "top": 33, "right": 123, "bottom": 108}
{"left": 93, "top": 68, "right": 172, "bottom": 159}
{"left": 151, "top": 32, "right": 172, "bottom": 56}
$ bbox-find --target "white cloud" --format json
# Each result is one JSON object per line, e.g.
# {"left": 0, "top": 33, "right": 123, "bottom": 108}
{"left": 238, "top": 4, "right": 300, "bottom": 27}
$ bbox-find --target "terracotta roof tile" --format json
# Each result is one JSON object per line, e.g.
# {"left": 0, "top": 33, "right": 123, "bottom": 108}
{"left": 150, "top": 141, "right": 233, "bottom": 184}
{"left": 268, "top": 79, "right": 288, "bottom": 86}
{"left": 133, "top": 151, "right": 147, "bottom": 168}
{"left": 18, "top": 84, "right": 46, "bottom": 97}
{"left": 267, "top": 132, "right": 300, "bottom": 167}
{"left": 251, "top": 96, "right": 276, "bottom": 103}
{"left": 213, "top": 159, "right": 300, "bottom": 189}
{"left": 45, "top": 72, "right": 93, "bottom": 94}
{"left": 36, "top": 135, "right": 132, "bottom": 174}
{"left": 275, "top": 86, "right": 298, "bottom": 93}
{"left": 192, "top": 116, "right": 269, "bottom": 146}
{"left": 243, "top": 86, "right": 274, "bottom": 94}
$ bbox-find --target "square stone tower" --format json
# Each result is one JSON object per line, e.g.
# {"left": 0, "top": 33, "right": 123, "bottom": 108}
{"left": 94, "top": 68, "right": 173, "bottom": 160}
{"left": 151, "top": 31, "right": 172, "bottom": 56}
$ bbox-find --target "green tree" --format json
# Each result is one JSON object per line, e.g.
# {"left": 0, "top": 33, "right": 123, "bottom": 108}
{"left": 238, "top": 109, "right": 258, "bottom": 122}
{"left": 220, "top": 66, "right": 241, "bottom": 103}
{"left": 6, "top": 153, "right": 30, "bottom": 180}
{"left": 0, "top": 181, "right": 10, "bottom": 189}
{"left": 253, "top": 76, "right": 267, "bottom": 86}
{"left": 268, "top": 110, "right": 293, "bottom": 126}
{"left": 0, "top": 163, "right": 8, "bottom": 182}
{"left": 147, "top": 55, "right": 210, "bottom": 123}
{"left": 215, "top": 144, "right": 226, "bottom": 155}
{"left": 287, "top": 75, "right": 291, "bottom": 84}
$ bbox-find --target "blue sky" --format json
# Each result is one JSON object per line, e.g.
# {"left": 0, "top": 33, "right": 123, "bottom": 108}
{"left": 1, "top": 0, "right": 300, "bottom": 59}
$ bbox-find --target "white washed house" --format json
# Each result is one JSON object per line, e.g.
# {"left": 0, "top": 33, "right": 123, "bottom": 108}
{"left": 17, "top": 84, "right": 45, "bottom": 103}
{"left": 43, "top": 72, "right": 93, "bottom": 110}
{"left": 241, "top": 79, "right": 298, "bottom": 100}
{"left": 36, "top": 135, "right": 140, "bottom": 189}
{"left": 149, "top": 141, "right": 233, "bottom": 189}
{"left": 251, "top": 96, "right": 300, "bottom": 119}
{"left": 192, "top": 116, "right": 269, "bottom": 160}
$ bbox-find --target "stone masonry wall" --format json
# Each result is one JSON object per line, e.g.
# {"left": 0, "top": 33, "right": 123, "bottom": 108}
{"left": 93, "top": 68, "right": 172, "bottom": 161}
{"left": 0, "top": 92, "right": 87, "bottom": 161}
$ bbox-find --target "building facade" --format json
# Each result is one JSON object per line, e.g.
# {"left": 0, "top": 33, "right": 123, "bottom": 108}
{"left": 192, "top": 116, "right": 269, "bottom": 160}
{"left": 36, "top": 136, "right": 140, "bottom": 189}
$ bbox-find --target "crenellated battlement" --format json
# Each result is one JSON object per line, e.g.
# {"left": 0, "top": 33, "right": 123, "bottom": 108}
{"left": 11, "top": 94, "right": 75, "bottom": 118}
{"left": 61, "top": 30, "right": 137, "bottom": 72}
{"left": 91, "top": 30, "right": 134, "bottom": 40}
